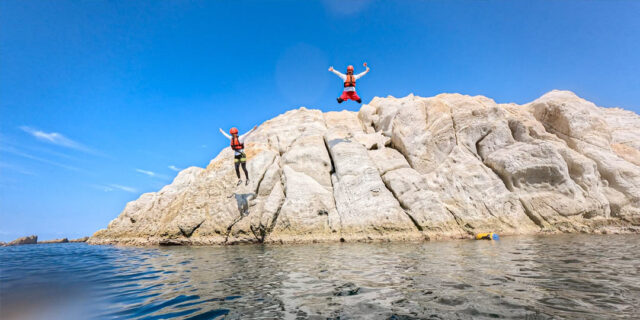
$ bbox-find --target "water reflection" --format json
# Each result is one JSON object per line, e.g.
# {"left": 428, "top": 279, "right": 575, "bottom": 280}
{"left": 1, "top": 234, "right": 639, "bottom": 319}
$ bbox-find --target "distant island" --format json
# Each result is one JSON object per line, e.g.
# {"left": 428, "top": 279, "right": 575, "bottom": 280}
{"left": 86, "top": 91, "right": 640, "bottom": 246}
{"left": 2, "top": 235, "right": 89, "bottom": 246}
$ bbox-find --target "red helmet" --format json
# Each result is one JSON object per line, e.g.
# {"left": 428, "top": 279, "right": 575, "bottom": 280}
{"left": 229, "top": 127, "right": 239, "bottom": 134}
{"left": 347, "top": 65, "right": 354, "bottom": 72}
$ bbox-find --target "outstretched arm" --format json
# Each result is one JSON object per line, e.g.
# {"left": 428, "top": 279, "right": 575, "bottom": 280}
{"left": 328, "top": 66, "right": 346, "bottom": 80}
{"left": 238, "top": 126, "right": 257, "bottom": 142}
{"left": 219, "top": 128, "right": 232, "bottom": 139}
{"left": 354, "top": 66, "right": 370, "bottom": 80}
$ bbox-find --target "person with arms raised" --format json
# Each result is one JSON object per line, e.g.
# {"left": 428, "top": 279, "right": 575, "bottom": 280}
{"left": 329, "top": 62, "right": 370, "bottom": 104}
{"left": 219, "top": 126, "right": 257, "bottom": 186}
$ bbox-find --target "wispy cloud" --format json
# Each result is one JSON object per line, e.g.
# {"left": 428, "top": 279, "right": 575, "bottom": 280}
{"left": 20, "top": 126, "right": 89, "bottom": 150}
{"left": 136, "top": 168, "right": 170, "bottom": 180}
{"left": 0, "top": 145, "right": 83, "bottom": 172}
{"left": 168, "top": 165, "right": 182, "bottom": 172}
{"left": 1, "top": 133, "right": 81, "bottom": 161}
{"left": 136, "top": 168, "right": 156, "bottom": 177}
{"left": 91, "top": 184, "right": 137, "bottom": 193}
{"left": 18, "top": 126, "right": 107, "bottom": 158}
{"left": 110, "top": 184, "right": 137, "bottom": 193}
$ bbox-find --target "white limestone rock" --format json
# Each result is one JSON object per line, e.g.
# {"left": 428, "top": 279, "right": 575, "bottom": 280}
{"left": 89, "top": 91, "right": 640, "bottom": 245}
{"left": 324, "top": 111, "right": 423, "bottom": 241}
{"left": 528, "top": 91, "right": 640, "bottom": 221}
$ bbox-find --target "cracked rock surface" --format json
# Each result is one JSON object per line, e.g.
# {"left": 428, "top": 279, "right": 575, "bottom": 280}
{"left": 89, "top": 91, "right": 640, "bottom": 245}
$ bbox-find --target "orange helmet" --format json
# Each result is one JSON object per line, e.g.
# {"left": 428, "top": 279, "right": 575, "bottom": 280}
{"left": 229, "top": 127, "right": 239, "bottom": 134}
{"left": 347, "top": 65, "right": 354, "bottom": 73}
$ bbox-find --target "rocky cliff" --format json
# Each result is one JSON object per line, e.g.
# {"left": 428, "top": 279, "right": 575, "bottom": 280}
{"left": 89, "top": 91, "right": 640, "bottom": 245}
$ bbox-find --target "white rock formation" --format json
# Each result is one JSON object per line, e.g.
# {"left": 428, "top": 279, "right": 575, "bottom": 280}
{"left": 89, "top": 91, "right": 640, "bottom": 245}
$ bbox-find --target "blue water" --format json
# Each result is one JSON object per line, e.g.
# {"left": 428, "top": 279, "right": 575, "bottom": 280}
{"left": 1, "top": 234, "right": 639, "bottom": 319}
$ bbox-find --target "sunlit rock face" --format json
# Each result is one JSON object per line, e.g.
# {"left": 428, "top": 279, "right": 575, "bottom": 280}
{"left": 89, "top": 91, "right": 640, "bottom": 245}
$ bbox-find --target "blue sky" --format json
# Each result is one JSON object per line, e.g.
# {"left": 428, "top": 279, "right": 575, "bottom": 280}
{"left": 1, "top": 0, "right": 639, "bottom": 242}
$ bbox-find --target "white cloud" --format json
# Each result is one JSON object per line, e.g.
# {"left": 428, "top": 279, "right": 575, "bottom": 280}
{"left": 136, "top": 168, "right": 170, "bottom": 180}
{"left": 90, "top": 184, "right": 136, "bottom": 193}
{"left": 109, "top": 184, "right": 137, "bottom": 193}
{"left": 168, "top": 165, "right": 182, "bottom": 172}
{"left": 136, "top": 168, "right": 156, "bottom": 177}
{"left": 20, "top": 126, "right": 90, "bottom": 151}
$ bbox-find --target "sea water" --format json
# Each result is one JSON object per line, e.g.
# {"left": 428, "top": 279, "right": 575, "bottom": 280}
{"left": 1, "top": 234, "right": 639, "bottom": 319}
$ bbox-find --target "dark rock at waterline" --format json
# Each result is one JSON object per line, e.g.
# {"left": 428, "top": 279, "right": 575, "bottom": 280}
{"left": 159, "top": 239, "right": 191, "bottom": 246}
{"left": 40, "top": 238, "right": 69, "bottom": 244}
{"left": 70, "top": 236, "right": 90, "bottom": 243}
{"left": 4, "top": 235, "right": 38, "bottom": 246}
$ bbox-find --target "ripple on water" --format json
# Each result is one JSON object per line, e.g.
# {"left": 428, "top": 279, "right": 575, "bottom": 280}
{"left": 0, "top": 234, "right": 639, "bottom": 319}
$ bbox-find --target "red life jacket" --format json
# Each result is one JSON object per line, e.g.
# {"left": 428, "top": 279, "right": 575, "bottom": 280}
{"left": 344, "top": 74, "right": 356, "bottom": 88}
{"left": 231, "top": 136, "right": 244, "bottom": 150}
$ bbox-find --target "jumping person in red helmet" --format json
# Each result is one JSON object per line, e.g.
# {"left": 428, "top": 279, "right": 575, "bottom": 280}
{"left": 219, "top": 126, "right": 257, "bottom": 186}
{"left": 329, "top": 63, "right": 370, "bottom": 104}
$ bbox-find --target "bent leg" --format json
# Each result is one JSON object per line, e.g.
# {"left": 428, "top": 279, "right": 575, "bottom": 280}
{"left": 348, "top": 91, "right": 361, "bottom": 103}
{"left": 339, "top": 91, "right": 350, "bottom": 101}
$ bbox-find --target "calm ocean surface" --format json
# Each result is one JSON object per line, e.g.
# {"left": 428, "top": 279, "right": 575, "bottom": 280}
{"left": 1, "top": 234, "right": 639, "bottom": 319}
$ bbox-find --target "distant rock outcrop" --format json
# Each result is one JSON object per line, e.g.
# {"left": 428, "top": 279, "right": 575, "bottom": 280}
{"left": 39, "top": 238, "right": 69, "bottom": 244}
{"left": 89, "top": 91, "right": 640, "bottom": 245}
{"left": 5, "top": 235, "right": 38, "bottom": 246}
{"left": 69, "top": 236, "right": 89, "bottom": 243}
